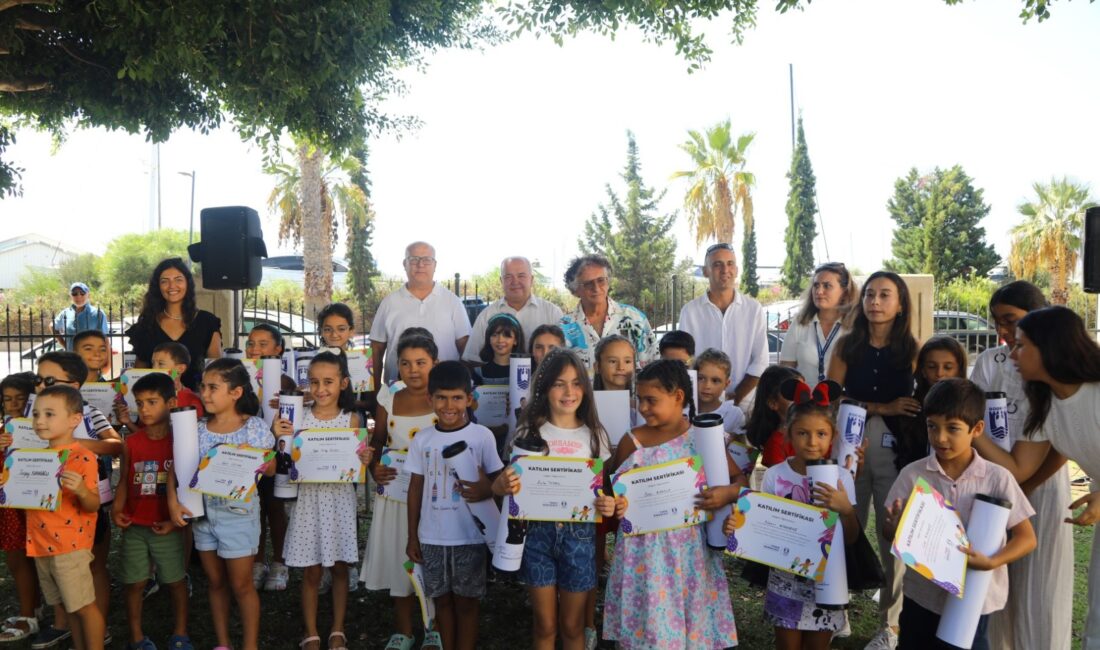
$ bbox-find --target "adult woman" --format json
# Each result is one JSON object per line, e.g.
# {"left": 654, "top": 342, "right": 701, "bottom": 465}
{"left": 780, "top": 262, "right": 860, "bottom": 382}
{"left": 126, "top": 258, "right": 222, "bottom": 389}
{"left": 974, "top": 306, "right": 1100, "bottom": 650}
{"left": 827, "top": 271, "right": 918, "bottom": 650}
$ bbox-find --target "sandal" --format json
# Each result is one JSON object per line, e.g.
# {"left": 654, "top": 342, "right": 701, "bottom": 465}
{"left": 30, "top": 626, "right": 70, "bottom": 649}
{"left": 0, "top": 616, "right": 39, "bottom": 644}
{"left": 420, "top": 631, "right": 442, "bottom": 650}
{"left": 327, "top": 631, "right": 348, "bottom": 649}
{"left": 384, "top": 634, "right": 415, "bottom": 650}
{"left": 298, "top": 636, "right": 320, "bottom": 650}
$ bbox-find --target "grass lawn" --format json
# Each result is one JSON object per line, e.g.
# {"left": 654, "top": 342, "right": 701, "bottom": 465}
{"left": 0, "top": 505, "right": 1094, "bottom": 649}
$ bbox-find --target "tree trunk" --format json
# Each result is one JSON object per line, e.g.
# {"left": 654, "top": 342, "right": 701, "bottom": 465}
{"left": 1051, "top": 256, "right": 1069, "bottom": 306}
{"left": 299, "top": 143, "right": 332, "bottom": 318}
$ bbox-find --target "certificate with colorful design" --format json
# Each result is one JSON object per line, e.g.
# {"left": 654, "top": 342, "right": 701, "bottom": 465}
{"left": 403, "top": 560, "right": 435, "bottom": 631}
{"left": 0, "top": 448, "right": 70, "bottom": 510}
{"left": 375, "top": 448, "right": 410, "bottom": 503}
{"left": 611, "top": 455, "right": 708, "bottom": 536}
{"left": 81, "top": 383, "right": 118, "bottom": 421}
{"left": 345, "top": 348, "right": 374, "bottom": 393}
{"left": 289, "top": 428, "right": 369, "bottom": 483}
{"left": 507, "top": 456, "right": 604, "bottom": 523}
{"left": 116, "top": 369, "right": 172, "bottom": 420}
{"left": 473, "top": 385, "right": 508, "bottom": 427}
{"left": 189, "top": 444, "right": 274, "bottom": 501}
{"left": 723, "top": 488, "right": 838, "bottom": 579}
{"left": 890, "top": 477, "right": 969, "bottom": 597}
{"left": 726, "top": 440, "right": 758, "bottom": 475}
{"left": 3, "top": 417, "right": 48, "bottom": 449}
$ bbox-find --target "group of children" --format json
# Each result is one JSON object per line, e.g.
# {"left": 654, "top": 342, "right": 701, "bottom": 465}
{"left": 0, "top": 285, "right": 1066, "bottom": 650}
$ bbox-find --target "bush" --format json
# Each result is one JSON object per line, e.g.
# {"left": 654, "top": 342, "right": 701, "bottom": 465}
{"left": 935, "top": 276, "right": 998, "bottom": 316}
{"left": 96, "top": 229, "right": 191, "bottom": 296}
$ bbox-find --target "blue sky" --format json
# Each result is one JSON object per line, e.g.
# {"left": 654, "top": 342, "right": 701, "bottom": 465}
{"left": 3, "top": 0, "right": 1099, "bottom": 288}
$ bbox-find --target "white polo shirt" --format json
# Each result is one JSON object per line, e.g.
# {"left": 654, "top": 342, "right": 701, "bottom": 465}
{"left": 779, "top": 317, "right": 848, "bottom": 383}
{"left": 461, "top": 295, "right": 564, "bottom": 364}
{"left": 678, "top": 291, "right": 768, "bottom": 386}
{"left": 370, "top": 282, "right": 472, "bottom": 384}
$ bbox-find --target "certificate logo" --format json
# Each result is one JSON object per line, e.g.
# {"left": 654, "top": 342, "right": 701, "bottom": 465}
{"left": 843, "top": 414, "right": 864, "bottom": 444}
{"left": 517, "top": 367, "right": 531, "bottom": 390}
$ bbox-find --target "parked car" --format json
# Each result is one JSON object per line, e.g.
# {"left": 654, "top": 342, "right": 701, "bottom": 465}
{"left": 765, "top": 300, "right": 804, "bottom": 331}
{"left": 462, "top": 296, "right": 488, "bottom": 326}
{"left": 932, "top": 310, "right": 999, "bottom": 356}
{"left": 238, "top": 309, "right": 319, "bottom": 351}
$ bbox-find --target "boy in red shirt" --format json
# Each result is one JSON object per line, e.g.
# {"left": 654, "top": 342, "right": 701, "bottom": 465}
{"left": 111, "top": 372, "right": 192, "bottom": 650}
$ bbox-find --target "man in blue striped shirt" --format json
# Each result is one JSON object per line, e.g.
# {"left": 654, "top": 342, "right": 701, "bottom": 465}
{"left": 52, "top": 282, "right": 109, "bottom": 350}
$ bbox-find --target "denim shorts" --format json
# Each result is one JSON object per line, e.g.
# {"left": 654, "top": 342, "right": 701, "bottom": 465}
{"left": 519, "top": 521, "right": 596, "bottom": 593}
{"left": 192, "top": 496, "right": 260, "bottom": 559}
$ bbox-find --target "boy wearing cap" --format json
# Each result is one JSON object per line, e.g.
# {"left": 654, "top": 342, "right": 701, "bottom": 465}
{"left": 53, "top": 282, "right": 109, "bottom": 350}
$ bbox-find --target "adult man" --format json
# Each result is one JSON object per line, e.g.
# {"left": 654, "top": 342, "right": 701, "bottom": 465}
{"left": 52, "top": 282, "right": 109, "bottom": 350}
{"left": 370, "top": 242, "right": 471, "bottom": 386}
{"left": 462, "top": 257, "right": 563, "bottom": 366}
{"left": 559, "top": 254, "right": 656, "bottom": 371}
{"left": 678, "top": 243, "right": 767, "bottom": 405}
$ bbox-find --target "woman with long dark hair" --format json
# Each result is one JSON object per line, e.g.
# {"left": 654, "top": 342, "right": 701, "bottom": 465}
{"left": 126, "top": 258, "right": 222, "bottom": 389}
{"left": 827, "top": 271, "right": 918, "bottom": 649}
{"left": 974, "top": 305, "right": 1100, "bottom": 649}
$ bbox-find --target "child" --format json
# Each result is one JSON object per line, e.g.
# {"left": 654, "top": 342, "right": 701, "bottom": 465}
{"left": 152, "top": 342, "right": 204, "bottom": 415}
{"left": 528, "top": 324, "right": 565, "bottom": 372}
{"left": 1, "top": 385, "right": 105, "bottom": 650}
{"left": 475, "top": 314, "right": 524, "bottom": 386}
{"left": 884, "top": 378, "right": 1036, "bottom": 650}
{"left": 745, "top": 365, "right": 804, "bottom": 471}
{"left": 73, "top": 330, "right": 111, "bottom": 383}
{"left": 277, "top": 352, "right": 373, "bottom": 650}
{"left": 168, "top": 358, "right": 275, "bottom": 650}
{"left": 657, "top": 329, "right": 695, "bottom": 364}
{"left": 363, "top": 334, "right": 440, "bottom": 650}
{"left": 693, "top": 348, "right": 747, "bottom": 437}
{"left": 592, "top": 335, "right": 635, "bottom": 392}
{"left": 728, "top": 378, "right": 858, "bottom": 648}
{"left": 318, "top": 303, "right": 357, "bottom": 351}
{"left": 405, "top": 361, "right": 503, "bottom": 650}
{"left": 894, "top": 337, "right": 967, "bottom": 471}
{"left": 36, "top": 351, "right": 122, "bottom": 646}
{"left": 603, "top": 360, "right": 741, "bottom": 649}
{"left": 110, "top": 372, "right": 191, "bottom": 650}
{"left": 492, "top": 348, "right": 614, "bottom": 650}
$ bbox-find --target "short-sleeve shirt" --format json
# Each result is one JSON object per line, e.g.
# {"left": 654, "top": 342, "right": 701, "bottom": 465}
{"left": 678, "top": 292, "right": 769, "bottom": 386}
{"left": 126, "top": 311, "right": 222, "bottom": 390}
{"left": 700, "top": 401, "right": 747, "bottom": 438}
{"left": 197, "top": 416, "right": 274, "bottom": 458}
{"left": 779, "top": 318, "right": 848, "bottom": 384}
{"left": 53, "top": 304, "right": 109, "bottom": 350}
{"left": 26, "top": 442, "right": 98, "bottom": 557}
{"left": 761, "top": 459, "right": 813, "bottom": 503}
{"left": 462, "top": 296, "right": 564, "bottom": 364}
{"left": 560, "top": 298, "right": 657, "bottom": 371}
{"left": 1031, "top": 381, "right": 1100, "bottom": 479}
{"left": 123, "top": 430, "right": 173, "bottom": 526}
{"left": 536, "top": 422, "right": 611, "bottom": 461}
{"left": 175, "top": 388, "right": 205, "bottom": 417}
{"left": 886, "top": 452, "right": 1034, "bottom": 615}
{"left": 369, "top": 283, "right": 472, "bottom": 385}
{"left": 405, "top": 422, "right": 504, "bottom": 546}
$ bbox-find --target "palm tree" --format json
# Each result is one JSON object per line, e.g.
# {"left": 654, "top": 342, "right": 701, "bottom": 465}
{"left": 1010, "top": 177, "right": 1097, "bottom": 305}
{"left": 671, "top": 120, "right": 756, "bottom": 247}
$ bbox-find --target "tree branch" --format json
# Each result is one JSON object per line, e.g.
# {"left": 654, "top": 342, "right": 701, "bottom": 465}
{"left": 0, "top": 0, "right": 55, "bottom": 11}
{"left": 0, "top": 78, "right": 50, "bottom": 91}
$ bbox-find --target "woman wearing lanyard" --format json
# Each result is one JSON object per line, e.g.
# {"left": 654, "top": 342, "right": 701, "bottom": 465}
{"left": 828, "top": 271, "right": 919, "bottom": 650}
{"left": 780, "top": 262, "right": 860, "bottom": 382}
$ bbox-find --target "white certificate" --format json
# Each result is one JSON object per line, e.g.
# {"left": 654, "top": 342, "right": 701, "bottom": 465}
{"left": 375, "top": 448, "right": 410, "bottom": 503}
{"left": 345, "top": 348, "right": 374, "bottom": 393}
{"left": 726, "top": 440, "right": 758, "bottom": 476}
{"left": 891, "top": 477, "right": 969, "bottom": 597}
{"left": 189, "top": 444, "right": 274, "bottom": 501}
{"left": 611, "top": 455, "right": 708, "bottom": 536}
{"left": 81, "top": 383, "right": 118, "bottom": 422}
{"left": 508, "top": 456, "right": 604, "bottom": 523}
{"left": 723, "top": 488, "right": 839, "bottom": 579}
{"left": 594, "top": 390, "right": 632, "bottom": 447}
{"left": 289, "top": 428, "right": 368, "bottom": 483}
{"left": 0, "top": 448, "right": 69, "bottom": 510}
{"left": 4, "top": 417, "right": 48, "bottom": 449}
{"left": 117, "top": 369, "right": 172, "bottom": 420}
{"left": 474, "top": 385, "right": 509, "bottom": 427}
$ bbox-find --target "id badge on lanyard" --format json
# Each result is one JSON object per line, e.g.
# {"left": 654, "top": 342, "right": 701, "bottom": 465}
{"left": 814, "top": 322, "right": 841, "bottom": 383}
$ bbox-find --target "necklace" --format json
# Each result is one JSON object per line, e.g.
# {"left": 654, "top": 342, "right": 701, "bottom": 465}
{"left": 162, "top": 310, "right": 183, "bottom": 321}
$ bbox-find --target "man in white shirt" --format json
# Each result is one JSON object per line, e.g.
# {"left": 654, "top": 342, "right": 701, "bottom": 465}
{"left": 370, "top": 241, "right": 471, "bottom": 386}
{"left": 678, "top": 243, "right": 767, "bottom": 405}
{"left": 462, "top": 257, "right": 563, "bottom": 366}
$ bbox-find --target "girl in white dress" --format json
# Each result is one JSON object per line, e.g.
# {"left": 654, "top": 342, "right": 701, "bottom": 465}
{"left": 279, "top": 352, "right": 372, "bottom": 650}
{"left": 362, "top": 334, "right": 439, "bottom": 650}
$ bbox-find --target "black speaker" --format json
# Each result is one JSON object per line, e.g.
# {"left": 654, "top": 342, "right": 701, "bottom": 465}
{"left": 1086, "top": 207, "right": 1100, "bottom": 294}
{"left": 187, "top": 206, "right": 268, "bottom": 289}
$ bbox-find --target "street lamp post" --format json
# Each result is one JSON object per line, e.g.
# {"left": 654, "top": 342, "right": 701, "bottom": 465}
{"left": 178, "top": 170, "right": 196, "bottom": 244}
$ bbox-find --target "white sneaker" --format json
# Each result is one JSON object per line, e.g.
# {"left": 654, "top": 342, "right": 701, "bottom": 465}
{"left": 347, "top": 566, "right": 359, "bottom": 593}
{"left": 864, "top": 627, "right": 898, "bottom": 650}
{"left": 264, "top": 562, "right": 289, "bottom": 591}
{"left": 251, "top": 562, "right": 269, "bottom": 590}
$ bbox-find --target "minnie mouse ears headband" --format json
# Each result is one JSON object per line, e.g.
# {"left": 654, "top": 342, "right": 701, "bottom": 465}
{"left": 779, "top": 379, "right": 843, "bottom": 406}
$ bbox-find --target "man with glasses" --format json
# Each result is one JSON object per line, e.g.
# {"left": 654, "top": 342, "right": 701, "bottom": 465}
{"left": 679, "top": 243, "right": 767, "bottom": 406}
{"left": 559, "top": 254, "right": 656, "bottom": 371}
{"left": 462, "top": 257, "right": 563, "bottom": 367}
{"left": 370, "top": 241, "right": 471, "bottom": 387}
{"left": 52, "top": 282, "right": 109, "bottom": 350}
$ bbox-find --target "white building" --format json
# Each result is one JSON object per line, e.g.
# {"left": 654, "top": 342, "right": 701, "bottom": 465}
{"left": 0, "top": 233, "right": 80, "bottom": 290}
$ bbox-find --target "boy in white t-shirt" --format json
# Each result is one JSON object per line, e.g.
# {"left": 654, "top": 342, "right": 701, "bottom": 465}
{"left": 406, "top": 361, "right": 503, "bottom": 650}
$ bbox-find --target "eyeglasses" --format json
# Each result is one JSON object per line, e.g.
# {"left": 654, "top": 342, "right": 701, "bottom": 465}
{"left": 405, "top": 256, "right": 436, "bottom": 267}
{"left": 70, "top": 290, "right": 86, "bottom": 296}
{"left": 705, "top": 242, "right": 734, "bottom": 255}
{"left": 33, "top": 376, "right": 65, "bottom": 387}
{"left": 321, "top": 326, "right": 352, "bottom": 336}
{"left": 580, "top": 276, "right": 609, "bottom": 291}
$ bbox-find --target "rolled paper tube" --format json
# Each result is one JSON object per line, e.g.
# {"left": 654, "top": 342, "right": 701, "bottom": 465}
{"left": 261, "top": 355, "right": 283, "bottom": 426}
{"left": 492, "top": 441, "right": 542, "bottom": 572}
{"left": 687, "top": 369, "right": 699, "bottom": 411}
{"left": 833, "top": 399, "right": 867, "bottom": 480}
{"left": 294, "top": 348, "right": 317, "bottom": 389}
{"left": 281, "top": 348, "right": 296, "bottom": 378}
{"left": 224, "top": 348, "right": 245, "bottom": 360}
{"left": 123, "top": 352, "right": 137, "bottom": 372}
{"left": 22, "top": 393, "right": 35, "bottom": 418}
{"left": 507, "top": 355, "right": 532, "bottom": 435}
{"left": 170, "top": 406, "right": 204, "bottom": 518}
{"left": 805, "top": 459, "right": 849, "bottom": 609}
{"left": 937, "top": 495, "right": 1013, "bottom": 648}
{"left": 278, "top": 391, "right": 305, "bottom": 431}
{"left": 441, "top": 440, "right": 500, "bottom": 553}
{"left": 692, "top": 413, "right": 731, "bottom": 549}
{"left": 272, "top": 434, "right": 298, "bottom": 500}
{"left": 984, "top": 392, "right": 1011, "bottom": 452}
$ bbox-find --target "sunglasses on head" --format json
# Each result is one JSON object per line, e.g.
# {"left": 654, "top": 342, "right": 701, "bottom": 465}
{"left": 705, "top": 242, "right": 734, "bottom": 255}
{"left": 33, "top": 375, "right": 66, "bottom": 387}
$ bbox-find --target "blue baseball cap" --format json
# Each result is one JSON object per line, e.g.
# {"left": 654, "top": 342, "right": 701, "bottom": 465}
{"left": 69, "top": 282, "right": 89, "bottom": 294}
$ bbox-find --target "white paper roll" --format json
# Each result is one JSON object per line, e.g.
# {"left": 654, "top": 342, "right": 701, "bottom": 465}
{"left": 692, "top": 413, "right": 731, "bottom": 548}
{"left": 294, "top": 348, "right": 317, "bottom": 389}
{"left": 22, "top": 393, "right": 35, "bottom": 418}
{"left": 273, "top": 434, "right": 298, "bottom": 500}
{"left": 937, "top": 495, "right": 1012, "bottom": 648}
{"left": 281, "top": 348, "right": 296, "bottom": 378}
{"left": 687, "top": 369, "right": 699, "bottom": 411}
{"left": 442, "top": 441, "right": 500, "bottom": 553}
{"left": 806, "top": 460, "right": 849, "bottom": 609}
{"left": 507, "top": 355, "right": 532, "bottom": 434}
{"left": 170, "top": 406, "right": 204, "bottom": 518}
{"left": 122, "top": 352, "right": 137, "bottom": 372}
{"left": 279, "top": 392, "right": 305, "bottom": 431}
{"left": 273, "top": 391, "right": 304, "bottom": 500}
{"left": 492, "top": 442, "right": 541, "bottom": 572}
{"left": 224, "top": 348, "right": 245, "bottom": 360}
{"left": 984, "top": 392, "right": 1011, "bottom": 452}
{"left": 261, "top": 356, "right": 283, "bottom": 426}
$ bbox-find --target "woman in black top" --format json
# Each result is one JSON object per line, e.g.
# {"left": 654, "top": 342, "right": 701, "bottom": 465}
{"left": 827, "top": 270, "right": 918, "bottom": 646}
{"left": 126, "top": 258, "right": 222, "bottom": 389}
